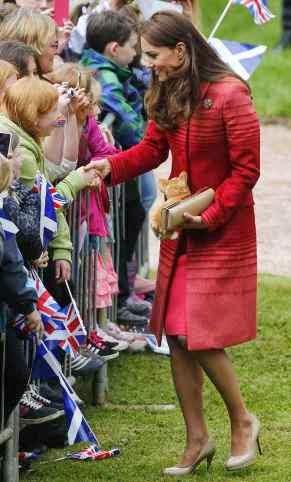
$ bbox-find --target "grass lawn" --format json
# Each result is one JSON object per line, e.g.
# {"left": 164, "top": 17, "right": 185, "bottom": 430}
{"left": 202, "top": 0, "right": 291, "bottom": 118}
{"left": 24, "top": 274, "right": 291, "bottom": 482}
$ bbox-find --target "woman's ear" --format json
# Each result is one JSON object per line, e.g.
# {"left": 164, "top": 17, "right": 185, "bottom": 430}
{"left": 175, "top": 42, "right": 186, "bottom": 62}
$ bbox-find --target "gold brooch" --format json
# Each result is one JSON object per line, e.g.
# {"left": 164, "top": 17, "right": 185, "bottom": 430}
{"left": 203, "top": 98, "right": 213, "bottom": 109}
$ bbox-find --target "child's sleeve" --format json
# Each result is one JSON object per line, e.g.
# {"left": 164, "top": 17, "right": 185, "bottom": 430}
{"left": 101, "top": 72, "right": 144, "bottom": 148}
{"left": 86, "top": 116, "right": 119, "bottom": 160}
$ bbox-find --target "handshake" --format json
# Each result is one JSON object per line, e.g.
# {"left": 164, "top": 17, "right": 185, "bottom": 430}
{"left": 79, "top": 159, "right": 112, "bottom": 188}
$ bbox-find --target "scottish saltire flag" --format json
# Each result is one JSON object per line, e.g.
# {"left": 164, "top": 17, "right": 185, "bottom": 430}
{"left": 37, "top": 341, "right": 98, "bottom": 445}
{"left": 0, "top": 197, "right": 19, "bottom": 240}
{"left": 232, "top": 0, "right": 275, "bottom": 24}
{"left": 36, "top": 174, "right": 57, "bottom": 247}
{"left": 209, "top": 38, "right": 267, "bottom": 80}
{"left": 59, "top": 303, "right": 87, "bottom": 357}
{"left": 34, "top": 174, "right": 68, "bottom": 247}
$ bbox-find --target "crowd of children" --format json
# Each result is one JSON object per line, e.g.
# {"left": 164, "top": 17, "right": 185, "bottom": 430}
{"left": 0, "top": 0, "right": 199, "bottom": 475}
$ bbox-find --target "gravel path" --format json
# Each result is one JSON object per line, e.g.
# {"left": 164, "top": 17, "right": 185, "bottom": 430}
{"left": 149, "top": 124, "right": 291, "bottom": 277}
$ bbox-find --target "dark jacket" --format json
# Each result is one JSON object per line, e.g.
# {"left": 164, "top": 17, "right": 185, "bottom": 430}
{"left": 0, "top": 235, "right": 37, "bottom": 319}
{"left": 4, "top": 181, "right": 42, "bottom": 262}
{"left": 0, "top": 223, "right": 4, "bottom": 266}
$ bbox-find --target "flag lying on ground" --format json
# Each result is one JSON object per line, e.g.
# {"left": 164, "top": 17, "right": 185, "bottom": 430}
{"left": 0, "top": 196, "right": 19, "bottom": 240}
{"left": 67, "top": 445, "right": 120, "bottom": 461}
{"left": 209, "top": 38, "right": 267, "bottom": 80}
{"left": 37, "top": 341, "right": 98, "bottom": 445}
{"left": 232, "top": 0, "right": 275, "bottom": 24}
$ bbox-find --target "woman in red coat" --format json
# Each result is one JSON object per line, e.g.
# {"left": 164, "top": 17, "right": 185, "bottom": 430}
{"left": 87, "top": 11, "right": 261, "bottom": 476}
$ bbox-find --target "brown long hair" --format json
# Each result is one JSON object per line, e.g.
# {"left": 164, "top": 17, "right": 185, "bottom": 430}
{"left": 141, "top": 11, "right": 243, "bottom": 130}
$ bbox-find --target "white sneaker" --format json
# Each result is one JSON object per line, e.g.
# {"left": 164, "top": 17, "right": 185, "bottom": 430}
{"left": 146, "top": 335, "right": 170, "bottom": 356}
{"left": 127, "top": 339, "right": 147, "bottom": 353}
{"left": 97, "top": 328, "right": 129, "bottom": 351}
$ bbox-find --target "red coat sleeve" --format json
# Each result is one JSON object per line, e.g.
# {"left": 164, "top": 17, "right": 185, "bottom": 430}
{"left": 201, "top": 82, "right": 260, "bottom": 231}
{"left": 108, "top": 120, "right": 169, "bottom": 185}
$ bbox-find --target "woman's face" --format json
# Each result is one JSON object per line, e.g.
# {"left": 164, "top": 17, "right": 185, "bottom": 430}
{"left": 38, "top": 36, "right": 58, "bottom": 74}
{"left": 37, "top": 102, "right": 59, "bottom": 137}
{"left": 141, "top": 37, "right": 184, "bottom": 82}
{"left": 16, "top": 0, "right": 52, "bottom": 11}
{"left": 27, "top": 56, "right": 38, "bottom": 77}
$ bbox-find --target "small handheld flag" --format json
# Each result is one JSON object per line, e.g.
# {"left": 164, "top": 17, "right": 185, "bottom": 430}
{"left": 232, "top": 0, "right": 275, "bottom": 25}
{"left": 37, "top": 341, "right": 99, "bottom": 446}
{"left": 67, "top": 445, "right": 120, "bottom": 461}
{"left": 209, "top": 38, "right": 267, "bottom": 80}
{"left": 34, "top": 174, "right": 68, "bottom": 248}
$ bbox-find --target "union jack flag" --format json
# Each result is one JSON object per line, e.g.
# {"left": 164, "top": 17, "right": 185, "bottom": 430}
{"left": 15, "top": 275, "right": 68, "bottom": 350}
{"left": 34, "top": 276, "right": 61, "bottom": 324}
{"left": 0, "top": 197, "right": 19, "bottom": 240}
{"left": 59, "top": 303, "right": 87, "bottom": 357}
{"left": 49, "top": 184, "right": 69, "bottom": 210}
{"left": 67, "top": 444, "right": 120, "bottom": 460}
{"left": 232, "top": 0, "right": 275, "bottom": 24}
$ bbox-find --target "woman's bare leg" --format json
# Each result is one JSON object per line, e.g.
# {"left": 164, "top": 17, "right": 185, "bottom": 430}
{"left": 194, "top": 349, "right": 253, "bottom": 456}
{"left": 167, "top": 335, "right": 209, "bottom": 466}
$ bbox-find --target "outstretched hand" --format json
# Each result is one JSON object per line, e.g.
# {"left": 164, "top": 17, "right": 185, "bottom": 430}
{"left": 83, "top": 159, "right": 112, "bottom": 180}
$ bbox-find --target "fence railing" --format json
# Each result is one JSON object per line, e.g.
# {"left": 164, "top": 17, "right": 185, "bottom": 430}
{"left": 0, "top": 178, "right": 150, "bottom": 480}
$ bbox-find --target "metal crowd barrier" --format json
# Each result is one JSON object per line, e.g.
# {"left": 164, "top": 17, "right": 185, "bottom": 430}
{"left": 0, "top": 313, "right": 19, "bottom": 482}
{"left": 0, "top": 112, "right": 151, "bottom": 479}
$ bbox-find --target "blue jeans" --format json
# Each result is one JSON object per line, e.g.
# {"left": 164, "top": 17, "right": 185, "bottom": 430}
{"left": 140, "top": 171, "right": 157, "bottom": 213}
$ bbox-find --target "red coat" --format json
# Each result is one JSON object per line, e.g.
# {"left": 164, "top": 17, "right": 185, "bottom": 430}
{"left": 108, "top": 78, "right": 260, "bottom": 350}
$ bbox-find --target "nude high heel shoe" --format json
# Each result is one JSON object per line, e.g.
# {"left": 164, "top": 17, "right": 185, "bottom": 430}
{"left": 163, "top": 439, "right": 216, "bottom": 476}
{"left": 225, "top": 414, "right": 262, "bottom": 471}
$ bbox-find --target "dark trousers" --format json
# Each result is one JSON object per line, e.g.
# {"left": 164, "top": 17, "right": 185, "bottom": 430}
{"left": 283, "top": 0, "right": 291, "bottom": 32}
{"left": 2, "top": 325, "right": 29, "bottom": 422}
{"left": 118, "top": 182, "right": 146, "bottom": 305}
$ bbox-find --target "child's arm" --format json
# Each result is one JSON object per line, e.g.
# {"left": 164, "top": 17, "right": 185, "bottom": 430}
{"left": 86, "top": 115, "right": 119, "bottom": 161}
{"left": 101, "top": 73, "right": 144, "bottom": 149}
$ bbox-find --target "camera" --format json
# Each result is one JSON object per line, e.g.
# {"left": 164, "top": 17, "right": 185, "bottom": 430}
{"left": 67, "top": 87, "right": 77, "bottom": 98}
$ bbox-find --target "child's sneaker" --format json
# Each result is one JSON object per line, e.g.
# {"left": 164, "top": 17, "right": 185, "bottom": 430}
{"left": 87, "top": 331, "right": 119, "bottom": 361}
{"left": 97, "top": 328, "right": 129, "bottom": 351}
{"left": 105, "top": 321, "right": 136, "bottom": 343}
{"left": 20, "top": 391, "right": 64, "bottom": 425}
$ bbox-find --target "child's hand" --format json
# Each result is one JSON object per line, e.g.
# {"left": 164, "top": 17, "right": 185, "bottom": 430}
{"left": 58, "top": 20, "right": 74, "bottom": 54}
{"left": 83, "top": 159, "right": 111, "bottom": 180}
{"left": 173, "top": 0, "right": 194, "bottom": 19}
{"left": 26, "top": 310, "right": 44, "bottom": 339}
{"left": 76, "top": 165, "right": 101, "bottom": 188}
{"left": 33, "top": 251, "right": 49, "bottom": 269}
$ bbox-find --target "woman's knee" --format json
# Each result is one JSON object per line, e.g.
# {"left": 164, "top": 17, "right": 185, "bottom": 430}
{"left": 167, "top": 335, "right": 188, "bottom": 351}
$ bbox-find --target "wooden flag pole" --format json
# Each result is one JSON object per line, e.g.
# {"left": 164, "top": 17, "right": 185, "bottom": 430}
{"left": 208, "top": 0, "right": 233, "bottom": 40}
